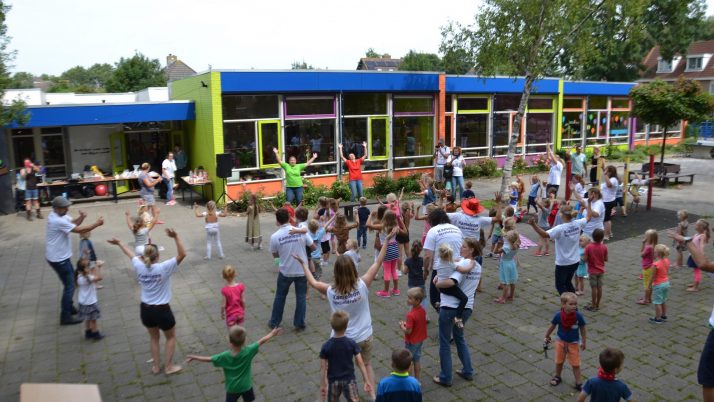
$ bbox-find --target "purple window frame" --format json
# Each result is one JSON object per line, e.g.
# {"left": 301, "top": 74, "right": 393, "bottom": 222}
{"left": 284, "top": 96, "right": 337, "bottom": 119}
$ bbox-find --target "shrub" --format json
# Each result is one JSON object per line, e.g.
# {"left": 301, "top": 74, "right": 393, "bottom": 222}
{"left": 396, "top": 174, "right": 422, "bottom": 194}
{"left": 513, "top": 156, "right": 528, "bottom": 172}
{"left": 301, "top": 180, "right": 328, "bottom": 206}
{"left": 369, "top": 174, "right": 398, "bottom": 197}
{"left": 479, "top": 159, "right": 498, "bottom": 176}
{"left": 329, "top": 180, "right": 352, "bottom": 201}
{"left": 463, "top": 162, "right": 482, "bottom": 178}
{"left": 534, "top": 154, "right": 549, "bottom": 172}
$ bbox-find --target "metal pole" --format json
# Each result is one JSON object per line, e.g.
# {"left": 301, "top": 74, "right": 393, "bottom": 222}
{"left": 647, "top": 154, "right": 654, "bottom": 210}
{"left": 622, "top": 156, "right": 630, "bottom": 208}
{"left": 565, "top": 159, "right": 572, "bottom": 201}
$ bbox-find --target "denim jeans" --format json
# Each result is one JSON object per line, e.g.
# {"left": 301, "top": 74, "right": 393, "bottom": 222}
{"left": 163, "top": 177, "right": 174, "bottom": 201}
{"left": 348, "top": 180, "right": 363, "bottom": 202}
{"left": 269, "top": 273, "right": 307, "bottom": 328}
{"left": 438, "top": 307, "right": 474, "bottom": 384}
{"left": 555, "top": 262, "right": 579, "bottom": 295}
{"left": 48, "top": 258, "right": 75, "bottom": 319}
{"left": 451, "top": 176, "right": 465, "bottom": 200}
{"left": 286, "top": 187, "right": 303, "bottom": 205}
{"left": 357, "top": 224, "right": 368, "bottom": 248}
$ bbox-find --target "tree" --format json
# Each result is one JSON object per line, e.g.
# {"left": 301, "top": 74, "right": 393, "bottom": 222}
{"left": 630, "top": 78, "right": 714, "bottom": 170}
{"left": 644, "top": 0, "right": 705, "bottom": 62}
{"left": 695, "top": 16, "right": 714, "bottom": 41}
{"left": 290, "top": 60, "right": 314, "bottom": 70}
{"left": 399, "top": 50, "right": 442, "bottom": 72}
{"left": 0, "top": 2, "right": 25, "bottom": 126}
{"left": 8, "top": 71, "right": 33, "bottom": 88}
{"left": 105, "top": 52, "right": 166, "bottom": 92}
{"left": 365, "top": 48, "right": 380, "bottom": 58}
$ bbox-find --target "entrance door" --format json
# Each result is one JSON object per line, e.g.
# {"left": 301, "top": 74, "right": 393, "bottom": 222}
{"left": 110, "top": 132, "right": 129, "bottom": 194}
{"left": 258, "top": 120, "right": 281, "bottom": 168}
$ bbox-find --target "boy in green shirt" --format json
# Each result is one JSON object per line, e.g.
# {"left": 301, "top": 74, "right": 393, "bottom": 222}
{"left": 186, "top": 326, "right": 282, "bottom": 401}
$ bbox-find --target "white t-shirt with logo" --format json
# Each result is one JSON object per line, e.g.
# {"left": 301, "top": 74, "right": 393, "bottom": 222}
{"left": 448, "top": 155, "right": 465, "bottom": 177}
{"left": 327, "top": 279, "right": 372, "bottom": 343}
{"left": 162, "top": 159, "right": 177, "bottom": 179}
{"left": 436, "top": 146, "right": 450, "bottom": 165}
{"left": 132, "top": 256, "right": 179, "bottom": 305}
{"left": 423, "top": 223, "right": 463, "bottom": 274}
{"left": 548, "top": 161, "right": 563, "bottom": 186}
{"left": 269, "top": 224, "right": 314, "bottom": 277}
{"left": 46, "top": 211, "right": 77, "bottom": 262}
{"left": 582, "top": 199, "right": 605, "bottom": 236}
{"left": 448, "top": 213, "right": 492, "bottom": 240}
{"left": 547, "top": 218, "right": 587, "bottom": 266}
{"left": 77, "top": 274, "right": 98, "bottom": 305}
{"left": 600, "top": 177, "right": 618, "bottom": 202}
{"left": 441, "top": 258, "right": 481, "bottom": 309}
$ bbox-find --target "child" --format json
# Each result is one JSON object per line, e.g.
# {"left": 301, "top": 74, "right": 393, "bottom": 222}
{"left": 75, "top": 258, "right": 104, "bottom": 340}
{"left": 327, "top": 212, "right": 358, "bottom": 255}
{"left": 515, "top": 175, "right": 526, "bottom": 210}
{"left": 283, "top": 201, "right": 297, "bottom": 226}
{"left": 415, "top": 174, "right": 437, "bottom": 214}
{"left": 194, "top": 201, "right": 226, "bottom": 260}
{"left": 487, "top": 208, "right": 502, "bottom": 258}
{"left": 343, "top": 239, "right": 361, "bottom": 270}
{"left": 221, "top": 265, "right": 245, "bottom": 327}
{"left": 79, "top": 231, "right": 104, "bottom": 289}
{"left": 357, "top": 197, "right": 371, "bottom": 249}
{"left": 369, "top": 210, "right": 405, "bottom": 297}
{"left": 399, "top": 287, "right": 427, "bottom": 381}
{"left": 649, "top": 244, "right": 671, "bottom": 324}
{"left": 398, "top": 202, "right": 415, "bottom": 266}
{"left": 545, "top": 292, "right": 587, "bottom": 391}
{"left": 403, "top": 240, "right": 428, "bottom": 315}
{"left": 509, "top": 181, "right": 519, "bottom": 208}
{"left": 186, "top": 326, "right": 282, "bottom": 402}
{"left": 461, "top": 180, "right": 475, "bottom": 199}
{"left": 125, "top": 209, "right": 159, "bottom": 256}
{"left": 371, "top": 205, "right": 388, "bottom": 267}
{"left": 328, "top": 198, "right": 341, "bottom": 253}
{"left": 533, "top": 198, "right": 552, "bottom": 256}
{"left": 494, "top": 230, "right": 520, "bottom": 304}
{"left": 444, "top": 194, "right": 458, "bottom": 213}
{"left": 245, "top": 193, "right": 262, "bottom": 250}
{"left": 637, "top": 229, "right": 657, "bottom": 305}
{"left": 673, "top": 210, "right": 688, "bottom": 268}
{"left": 576, "top": 348, "right": 634, "bottom": 402}
{"left": 575, "top": 235, "right": 590, "bottom": 296}
{"left": 375, "top": 349, "right": 422, "bottom": 402}
{"left": 435, "top": 243, "right": 476, "bottom": 326}
{"left": 584, "top": 228, "right": 608, "bottom": 312}
{"left": 687, "top": 219, "right": 710, "bottom": 292}
{"left": 308, "top": 219, "right": 326, "bottom": 300}
{"left": 295, "top": 206, "right": 309, "bottom": 229}
{"left": 526, "top": 175, "right": 540, "bottom": 214}
{"left": 415, "top": 202, "right": 438, "bottom": 246}
{"left": 319, "top": 310, "right": 372, "bottom": 401}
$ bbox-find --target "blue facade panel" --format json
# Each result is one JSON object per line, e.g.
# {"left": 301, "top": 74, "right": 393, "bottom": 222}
{"left": 563, "top": 81, "right": 635, "bottom": 96}
{"left": 9, "top": 102, "right": 195, "bottom": 128}
{"left": 220, "top": 71, "right": 440, "bottom": 93}
{"left": 445, "top": 76, "right": 560, "bottom": 94}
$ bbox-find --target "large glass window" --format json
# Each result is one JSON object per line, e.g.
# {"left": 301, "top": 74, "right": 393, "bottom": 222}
{"left": 493, "top": 113, "right": 522, "bottom": 156}
{"left": 586, "top": 110, "right": 608, "bottom": 145}
{"left": 458, "top": 97, "right": 489, "bottom": 112}
{"left": 285, "top": 97, "right": 335, "bottom": 117}
{"left": 342, "top": 93, "right": 389, "bottom": 171}
{"left": 343, "top": 93, "right": 387, "bottom": 115}
{"left": 562, "top": 112, "right": 584, "bottom": 144}
{"left": 12, "top": 129, "right": 35, "bottom": 166}
{"left": 285, "top": 119, "right": 337, "bottom": 175}
{"left": 224, "top": 122, "right": 257, "bottom": 169}
{"left": 608, "top": 112, "right": 629, "bottom": 144}
{"left": 456, "top": 114, "right": 489, "bottom": 150}
{"left": 222, "top": 95, "right": 279, "bottom": 120}
{"left": 525, "top": 113, "right": 552, "bottom": 154}
{"left": 393, "top": 97, "right": 433, "bottom": 114}
{"left": 528, "top": 98, "right": 553, "bottom": 110}
{"left": 634, "top": 118, "right": 647, "bottom": 141}
{"left": 494, "top": 95, "right": 521, "bottom": 111}
{"left": 563, "top": 98, "right": 584, "bottom": 109}
{"left": 393, "top": 116, "right": 434, "bottom": 168}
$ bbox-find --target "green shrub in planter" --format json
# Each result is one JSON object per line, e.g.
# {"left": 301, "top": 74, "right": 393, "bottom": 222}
{"left": 463, "top": 162, "right": 483, "bottom": 178}
{"left": 396, "top": 174, "right": 422, "bottom": 194}
{"left": 330, "top": 180, "right": 352, "bottom": 201}
{"left": 513, "top": 156, "right": 528, "bottom": 172}
{"left": 369, "top": 174, "right": 397, "bottom": 197}
{"left": 479, "top": 159, "right": 498, "bottom": 176}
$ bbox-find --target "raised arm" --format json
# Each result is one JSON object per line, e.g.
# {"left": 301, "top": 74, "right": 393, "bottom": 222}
{"left": 360, "top": 141, "right": 368, "bottom": 161}
{"left": 71, "top": 216, "right": 104, "bottom": 234}
{"left": 125, "top": 211, "right": 134, "bottom": 231}
{"left": 272, "top": 147, "right": 284, "bottom": 165}
{"left": 528, "top": 217, "right": 550, "bottom": 239}
{"left": 166, "top": 229, "right": 187, "bottom": 264}
{"left": 305, "top": 153, "right": 318, "bottom": 167}
{"left": 258, "top": 327, "right": 283, "bottom": 345}
{"left": 337, "top": 144, "right": 348, "bottom": 163}
{"left": 193, "top": 203, "right": 203, "bottom": 217}
{"left": 294, "top": 254, "right": 330, "bottom": 294}
{"left": 72, "top": 210, "right": 88, "bottom": 226}
{"left": 362, "top": 227, "right": 397, "bottom": 287}
{"left": 107, "top": 238, "right": 135, "bottom": 259}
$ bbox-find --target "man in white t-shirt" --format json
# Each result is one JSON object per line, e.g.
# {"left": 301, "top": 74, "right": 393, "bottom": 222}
{"left": 448, "top": 197, "right": 499, "bottom": 241}
{"left": 45, "top": 196, "right": 104, "bottom": 325}
{"left": 434, "top": 139, "right": 451, "bottom": 185}
{"left": 529, "top": 203, "right": 590, "bottom": 295}
{"left": 269, "top": 208, "right": 316, "bottom": 330}
{"left": 161, "top": 152, "right": 177, "bottom": 206}
{"left": 423, "top": 209, "right": 463, "bottom": 311}
{"left": 545, "top": 144, "right": 564, "bottom": 196}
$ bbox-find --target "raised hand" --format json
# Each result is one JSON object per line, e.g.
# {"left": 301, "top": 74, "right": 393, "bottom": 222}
{"left": 96, "top": 216, "right": 104, "bottom": 226}
{"left": 166, "top": 228, "right": 178, "bottom": 238}
{"left": 291, "top": 254, "right": 305, "bottom": 265}
{"left": 107, "top": 238, "right": 121, "bottom": 245}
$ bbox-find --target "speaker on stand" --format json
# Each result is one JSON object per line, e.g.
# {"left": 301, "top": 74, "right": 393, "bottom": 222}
{"left": 215, "top": 153, "right": 236, "bottom": 207}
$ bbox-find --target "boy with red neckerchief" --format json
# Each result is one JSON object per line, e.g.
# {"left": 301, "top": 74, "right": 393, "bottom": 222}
{"left": 544, "top": 292, "right": 587, "bottom": 391}
{"left": 577, "top": 347, "right": 635, "bottom": 402}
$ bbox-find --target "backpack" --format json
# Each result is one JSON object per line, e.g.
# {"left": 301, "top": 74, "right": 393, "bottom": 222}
{"left": 443, "top": 164, "right": 453, "bottom": 180}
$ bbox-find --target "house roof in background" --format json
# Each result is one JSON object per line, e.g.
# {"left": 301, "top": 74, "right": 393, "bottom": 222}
{"left": 640, "top": 40, "right": 714, "bottom": 80}
{"left": 165, "top": 59, "right": 196, "bottom": 82}
{"left": 356, "top": 57, "right": 402, "bottom": 71}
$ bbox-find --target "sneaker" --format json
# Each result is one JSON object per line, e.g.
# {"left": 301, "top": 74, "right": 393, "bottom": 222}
{"left": 375, "top": 290, "right": 391, "bottom": 298}
{"left": 661, "top": 315, "right": 668, "bottom": 321}
{"left": 391, "top": 289, "right": 401, "bottom": 296}
{"left": 649, "top": 317, "right": 664, "bottom": 324}
{"left": 397, "top": 270, "right": 403, "bottom": 277}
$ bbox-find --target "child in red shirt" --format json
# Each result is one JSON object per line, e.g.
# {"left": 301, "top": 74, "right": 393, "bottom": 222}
{"left": 648, "top": 244, "right": 671, "bottom": 324}
{"left": 221, "top": 265, "right": 245, "bottom": 327}
{"left": 583, "top": 229, "right": 608, "bottom": 312}
{"left": 399, "top": 287, "right": 427, "bottom": 381}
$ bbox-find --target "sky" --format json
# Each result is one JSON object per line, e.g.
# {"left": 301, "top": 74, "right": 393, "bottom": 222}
{"left": 7, "top": 0, "right": 714, "bottom": 76}
{"left": 6, "top": 0, "right": 480, "bottom": 76}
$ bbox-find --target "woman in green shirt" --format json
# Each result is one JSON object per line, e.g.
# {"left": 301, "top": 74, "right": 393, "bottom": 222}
{"left": 273, "top": 147, "right": 318, "bottom": 205}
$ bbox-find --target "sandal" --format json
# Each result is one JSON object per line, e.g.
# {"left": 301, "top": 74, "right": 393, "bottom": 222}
{"left": 575, "top": 383, "right": 583, "bottom": 391}
{"left": 494, "top": 298, "right": 506, "bottom": 304}
{"left": 550, "top": 376, "right": 562, "bottom": 386}
{"left": 584, "top": 304, "right": 598, "bottom": 312}
{"left": 636, "top": 299, "right": 649, "bottom": 305}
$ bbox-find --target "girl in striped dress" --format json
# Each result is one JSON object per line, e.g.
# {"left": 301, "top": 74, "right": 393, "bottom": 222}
{"left": 369, "top": 210, "right": 405, "bottom": 297}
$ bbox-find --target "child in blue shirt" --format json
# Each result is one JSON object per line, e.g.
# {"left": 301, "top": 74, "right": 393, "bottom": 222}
{"left": 357, "top": 197, "right": 371, "bottom": 249}
{"left": 308, "top": 219, "right": 325, "bottom": 300}
{"left": 527, "top": 175, "right": 540, "bottom": 214}
{"left": 577, "top": 347, "right": 634, "bottom": 402}
{"left": 375, "top": 348, "right": 422, "bottom": 402}
{"left": 545, "top": 292, "right": 587, "bottom": 392}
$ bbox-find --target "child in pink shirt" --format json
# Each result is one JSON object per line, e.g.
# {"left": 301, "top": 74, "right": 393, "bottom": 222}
{"left": 648, "top": 244, "right": 671, "bottom": 324}
{"left": 583, "top": 229, "right": 608, "bottom": 312}
{"left": 221, "top": 265, "right": 245, "bottom": 327}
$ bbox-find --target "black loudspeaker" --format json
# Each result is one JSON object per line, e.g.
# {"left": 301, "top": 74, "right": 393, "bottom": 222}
{"left": 216, "top": 153, "right": 233, "bottom": 178}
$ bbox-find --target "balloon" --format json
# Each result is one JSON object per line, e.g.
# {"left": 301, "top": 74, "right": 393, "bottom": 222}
{"left": 95, "top": 184, "right": 107, "bottom": 196}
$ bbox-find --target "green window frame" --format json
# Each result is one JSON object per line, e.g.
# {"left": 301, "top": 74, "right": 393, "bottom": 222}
{"left": 258, "top": 120, "right": 282, "bottom": 168}
{"left": 457, "top": 96, "right": 490, "bottom": 113}
{"left": 368, "top": 117, "right": 389, "bottom": 160}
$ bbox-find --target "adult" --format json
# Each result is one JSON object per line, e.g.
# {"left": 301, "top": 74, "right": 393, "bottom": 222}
{"left": 173, "top": 144, "right": 188, "bottom": 183}
{"left": 589, "top": 147, "right": 603, "bottom": 185}
{"left": 529, "top": 203, "right": 591, "bottom": 294}
{"left": 273, "top": 147, "right": 317, "bottom": 205}
{"left": 296, "top": 228, "right": 397, "bottom": 399}
{"left": 600, "top": 165, "right": 619, "bottom": 241}
{"left": 20, "top": 159, "right": 42, "bottom": 221}
{"left": 447, "top": 197, "right": 500, "bottom": 243}
{"left": 669, "top": 232, "right": 714, "bottom": 402}
{"left": 45, "top": 196, "right": 104, "bottom": 325}
{"left": 423, "top": 209, "right": 463, "bottom": 311}
{"left": 161, "top": 152, "right": 177, "bottom": 206}
{"left": 434, "top": 139, "right": 450, "bottom": 186}
{"left": 338, "top": 142, "right": 367, "bottom": 202}
{"left": 138, "top": 162, "right": 163, "bottom": 217}
{"left": 108, "top": 228, "right": 186, "bottom": 375}
{"left": 570, "top": 145, "right": 587, "bottom": 179}
{"left": 448, "top": 147, "right": 466, "bottom": 200}
{"left": 578, "top": 187, "right": 604, "bottom": 239}
{"left": 545, "top": 144, "right": 564, "bottom": 196}
{"left": 433, "top": 243, "right": 482, "bottom": 386}
{"left": 268, "top": 208, "right": 316, "bottom": 330}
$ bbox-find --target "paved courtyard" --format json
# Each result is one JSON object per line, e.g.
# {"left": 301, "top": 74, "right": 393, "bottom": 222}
{"left": 1, "top": 156, "right": 713, "bottom": 401}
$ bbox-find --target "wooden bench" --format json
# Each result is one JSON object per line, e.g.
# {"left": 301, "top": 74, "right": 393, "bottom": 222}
{"left": 656, "top": 173, "right": 696, "bottom": 187}
{"left": 342, "top": 199, "right": 379, "bottom": 222}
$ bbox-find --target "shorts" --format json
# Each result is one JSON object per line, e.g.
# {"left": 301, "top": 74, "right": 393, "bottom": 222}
{"left": 405, "top": 341, "right": 423, "bottom": 363}
{"left": 652, "top": 281, "right": 670, "bottom": 305}
{"left": 141, "top": 193, "right": 155, "bottom": 206}
{"left": 321, "top": 241, "right": 331, "bottom": 254}
{"left": 588, "top": 273, "right": 604, "bottom": 288}
{"left": 698, "top": 330, "right": 714, "bottom": 387}
{"left": 642, "top": 268, "right": 653, "bottom": 290}
{"left": 226, "top": 314, "right": 244, "bottom": 327}
{"left": 226, "top": 387, "right": 255, "bottom": 402}
{"left": 688, "top": 255, "right": 698, "bottom": 269}
{"left": 327, "top": 379, "right": 359, "bottom": 402}
{"left": 383, "top": 260, "right": 398, "bottom": 281}
{"left": 24, "top": 189, "right": 39, "bottom": 200}
{"left": 554, "top": 340, "right": 581, "bottom": 367}
{"left": 356, "top": 337, "right": 373, "bottom": 365}
{"left": 603, "top": 201, "right": 616, "bottom": 222}
{"left": 140, "top": 303, "right": 176, "bottom": 331}
{"left": 77, "top": 303, "right": 101, "bottom": 321}
{"left": 615, "top": 196, "right": 624, "bottom": 207}
{"left": 396, "top": 233, "right": 410, "bottom": 245}
{"left": 491, "top": 234, "right": 502, "bottom": 244}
